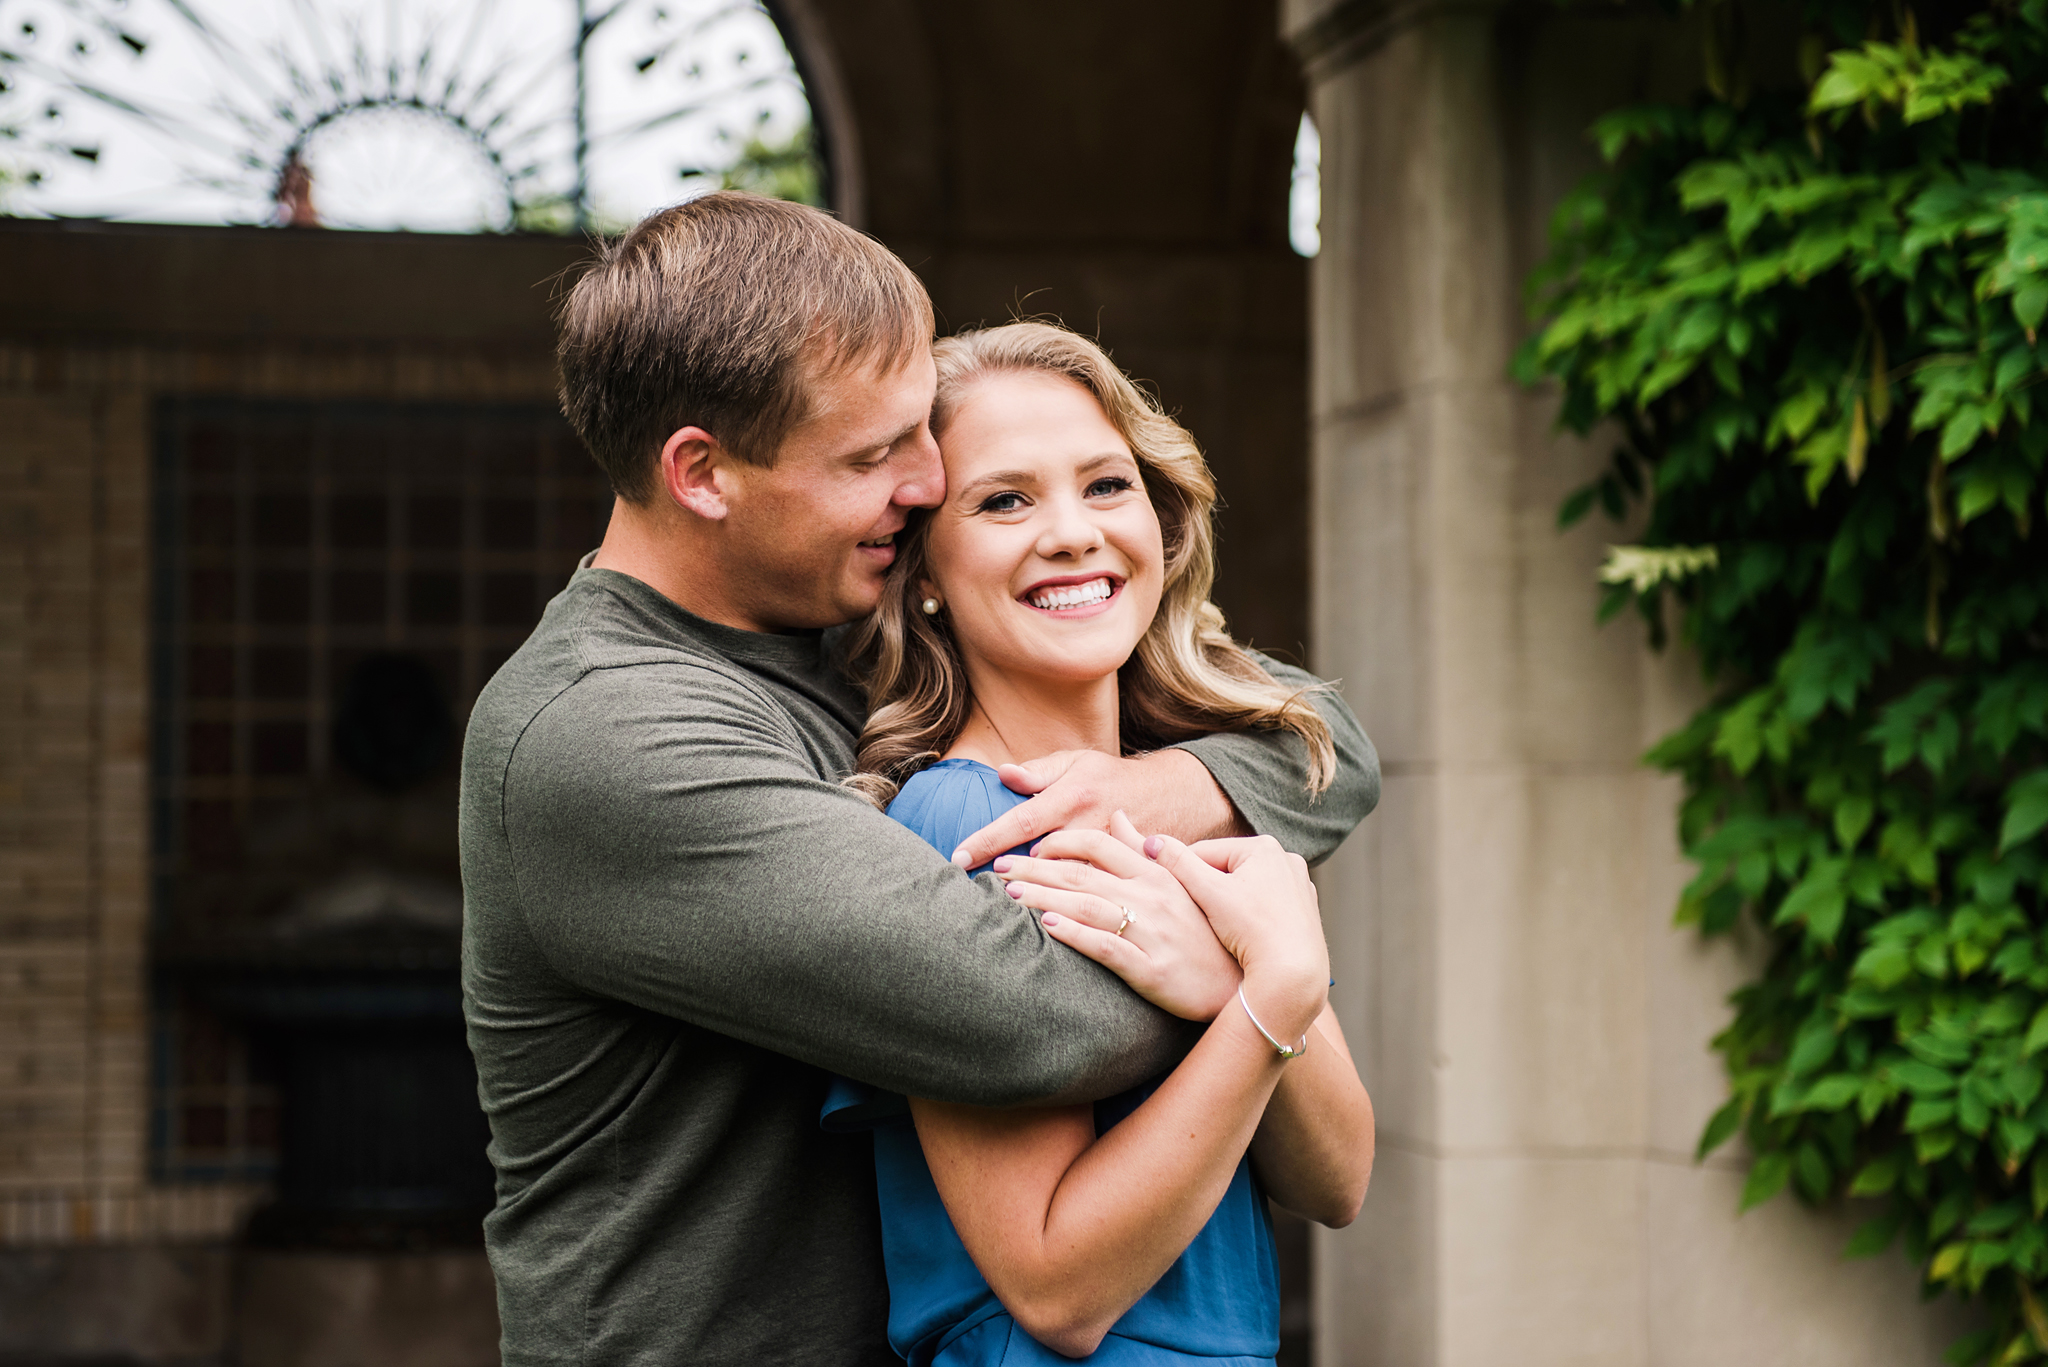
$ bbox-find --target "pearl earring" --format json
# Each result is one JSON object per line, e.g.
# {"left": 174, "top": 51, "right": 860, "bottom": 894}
{"left": 921, "top": 597, "right": 941, "bottom": 615}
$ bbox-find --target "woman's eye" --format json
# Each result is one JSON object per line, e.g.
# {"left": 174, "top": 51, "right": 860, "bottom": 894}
{"left": 1086, "top": 477, "right": 1136, "bottom": 498}
{"left": 977, "top": 491, "right": 1028, "bottom": 514}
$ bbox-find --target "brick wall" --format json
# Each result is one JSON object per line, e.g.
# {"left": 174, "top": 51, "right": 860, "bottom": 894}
{"left": 1, "top": 387, "right": 156, "bottom": 1238}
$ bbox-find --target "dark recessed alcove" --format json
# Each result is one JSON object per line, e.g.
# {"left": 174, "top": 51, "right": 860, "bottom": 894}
{"left": 149, "top": 398, "right": 610, "bottom": 1247}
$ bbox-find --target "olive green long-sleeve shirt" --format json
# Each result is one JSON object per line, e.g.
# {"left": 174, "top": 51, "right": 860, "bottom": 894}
{"left": 459, "top": 566, "right": 1378, "bottom": 1367}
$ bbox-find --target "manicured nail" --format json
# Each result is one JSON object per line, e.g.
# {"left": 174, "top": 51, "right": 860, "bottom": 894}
{"left": 1041, "top": 912, "right": 1061, "bottom": 927}
{"left": 951, "top": 849, "right": 971, "bottom": 869}
{"left": 1144, "top": 836, "right": 1165, "bottom": 860}
{"left": 992, "top": 856, "right": 1014, "bottom": 873}
{"left": 1007, "top": 883, "right": 1024, "bottom": 899}
{"left": 1030, "top": 841, "right": 1044, "bottom": 857}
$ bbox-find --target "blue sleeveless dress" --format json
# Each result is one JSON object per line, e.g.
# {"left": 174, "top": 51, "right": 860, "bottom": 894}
{"left": 821, "top": 758, "right": 1279, "bottom": 1366}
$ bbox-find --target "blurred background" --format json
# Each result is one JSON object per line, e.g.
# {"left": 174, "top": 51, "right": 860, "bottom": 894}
{"left": 0, "top": 1, "right": 2002, "bottom": 1364}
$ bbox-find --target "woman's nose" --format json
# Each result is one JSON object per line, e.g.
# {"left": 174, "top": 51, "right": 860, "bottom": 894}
{"left": 1036, "top": 495, "right": 1105, "bottom": 559}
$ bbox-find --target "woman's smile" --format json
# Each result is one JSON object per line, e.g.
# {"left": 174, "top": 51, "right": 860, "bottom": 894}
{"left": 1020, "top": 573, "right": 1124, "bottom": 616}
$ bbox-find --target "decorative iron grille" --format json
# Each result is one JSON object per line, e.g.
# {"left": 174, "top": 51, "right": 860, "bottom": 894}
{"left": 148, "top": 398, "right": 610, "bottom": 1198}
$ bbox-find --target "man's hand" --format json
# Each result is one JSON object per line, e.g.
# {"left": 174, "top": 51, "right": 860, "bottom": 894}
{"left": 949, "top": 748, "right": 1248, "bottom": 871}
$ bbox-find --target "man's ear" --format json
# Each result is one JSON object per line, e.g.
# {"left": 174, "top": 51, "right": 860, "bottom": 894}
{"left": 656, "top": 426, "right": 734, "bottom": 520}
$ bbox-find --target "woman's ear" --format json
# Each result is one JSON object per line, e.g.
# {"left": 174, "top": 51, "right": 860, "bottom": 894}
{"left": 658, "top": 426, "right": 733, "bottom": 520}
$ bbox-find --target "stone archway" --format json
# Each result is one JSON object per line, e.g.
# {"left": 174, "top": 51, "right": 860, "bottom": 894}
{"left": 0, "top": 5, "right": 1311, "bottom": 1362}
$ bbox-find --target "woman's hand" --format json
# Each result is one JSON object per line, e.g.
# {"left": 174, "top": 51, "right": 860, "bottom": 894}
{"left": 993, "top": 811, "right": 1240, "bottom": 1021}
{"left": 1146, "top": 833, "right": 1330, "bottom": 1047}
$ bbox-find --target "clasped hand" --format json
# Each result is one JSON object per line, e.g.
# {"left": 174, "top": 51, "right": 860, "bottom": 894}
{"left": 993, "top": 812, "right": 1329, "bottom": 1028}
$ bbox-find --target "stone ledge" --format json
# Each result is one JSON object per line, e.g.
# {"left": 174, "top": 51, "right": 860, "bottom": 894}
{"left": 0, "top": 1187, "right": 267, "bottom": 1248}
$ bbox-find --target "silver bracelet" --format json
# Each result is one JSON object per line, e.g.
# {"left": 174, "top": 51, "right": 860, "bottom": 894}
{"left": 1237, "top": 986, "right": 1309, "bottom": 1060}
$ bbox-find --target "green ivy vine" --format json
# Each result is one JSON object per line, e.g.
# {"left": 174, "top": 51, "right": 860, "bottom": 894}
{"left": 1518, "top": 3, "right": 2048, "bottom": 1360}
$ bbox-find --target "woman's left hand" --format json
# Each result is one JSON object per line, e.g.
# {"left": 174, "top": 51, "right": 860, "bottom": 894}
{"left": 994, "top": 811, "right": 1240, "bottom": 1021}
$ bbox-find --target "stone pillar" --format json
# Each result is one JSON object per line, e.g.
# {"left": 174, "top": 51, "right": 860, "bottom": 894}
{"left": 1286, "top": 2, "right": 1970, "bottom": 1362}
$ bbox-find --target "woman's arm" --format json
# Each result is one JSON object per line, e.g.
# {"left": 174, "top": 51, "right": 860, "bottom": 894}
{"left": 930, "top": 834, "right": 1330, "bottom": 1356}
{"left": 912, "top": 997, "right": 1300, "bottom": 1358}
{"left": 1248, "top": 1006, "right": 1373, "bottom": 1227}
{"left": 1003, "top": 826, "right": 1375, "bottom": 1232}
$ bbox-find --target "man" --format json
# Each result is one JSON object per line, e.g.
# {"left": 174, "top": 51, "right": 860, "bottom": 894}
{"left": 459, "top": 192, "right": 1378, "bottom": 1366}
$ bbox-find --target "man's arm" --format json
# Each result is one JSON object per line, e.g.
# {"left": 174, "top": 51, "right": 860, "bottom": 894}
{"left": 494, "top": 663, "right": 1193, "bottom": 1108}
{"left": 952, "top": 656, "right": 1380, "bottom": 868}
{"left": 1171, "top": 655, "right": 1379, "bottom": 862}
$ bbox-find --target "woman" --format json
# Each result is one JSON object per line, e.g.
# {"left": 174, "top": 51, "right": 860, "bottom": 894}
{"left": 829, "top": 321, "right": 1374, "bottom": 1366}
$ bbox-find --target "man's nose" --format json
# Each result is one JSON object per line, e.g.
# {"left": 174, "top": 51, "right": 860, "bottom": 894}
{"left": 893, "top": 426, "right": 944, "bottom": 508}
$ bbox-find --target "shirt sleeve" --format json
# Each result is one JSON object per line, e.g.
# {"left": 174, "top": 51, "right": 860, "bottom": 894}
{"left": 1168, "top": 654, "right": 1380, "bottom": 864}
{"left": 498, "top": 661, "right": 1195, "bottom": 1109}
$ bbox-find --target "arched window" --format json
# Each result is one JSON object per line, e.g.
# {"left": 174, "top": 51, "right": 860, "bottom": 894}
{"left": 1290, "top": 111, "right": 1321, "bottom": 259}
{"left": 0, "top": 0, "right": 828, "bottom": 230}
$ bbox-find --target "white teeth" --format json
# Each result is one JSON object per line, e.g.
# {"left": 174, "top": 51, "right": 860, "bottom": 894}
{"left": 1027, "top": 578, "right": 1114, "bottom": 611}
{"left": 861, "top": 534, "right": 894, "bottom": 547}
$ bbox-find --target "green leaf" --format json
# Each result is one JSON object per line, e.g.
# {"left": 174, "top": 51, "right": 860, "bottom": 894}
{"left": 1965, "top": 1237, "right": 2011, "bottom": 1281}
{"left": 2014, "top": 279, "right": 2048, "bottom": 333}
{"left": 1787, "top": 1016, "right": 1840, "bottom": 1076}
{"left": 1853, "top": 938, "right": 1914, "bottom": 988}
{"left": 1794, "top": 1142, "right": 1833, "bottom": 1199}
{"left": 1966, "top": 1203, "right": 2023, "bottom": 1237}
{"left": 1810, "top": 66, "right": 1869, "bottom": 114}
{"left": 1775, "top": 385, "right": 1830, "bottom": 447}
{"left": 1697, "top": 1096, "right": 1743, "bottom": 1160}
{"left": 1557, "top": 484, "right": 1598, "bottom": 530}
{"left": 2001, "top": 770, "right": 2048, "bottom": 853}
{"left": 1908, "top": 1097, "right": 1958, "bottom": 1131}
{"left": 1835, "top": 794, "right": 1875, "bottom": 850}
{"left": 2024, "top": 1004, "right": 2048, "bottom": 1056}
{"left": 1845, "top": 1208, "right": 1904, "bottom": 1259}
{"left": 1941, "top": 405, "right": 1987, "bottom": 460}
{"left": 1929, "top": 1241, "right": 1968, "bottom": 1283}
{"left": 1849, "top": 1155, "right": 1900, "bottom": 1196}
{"left": 1959, "top": 1085, "right": 1992, "bottom": 1136}
{"left": 1802, "top": 1073, "right": 1865, "bottom": 1110}
{"left": 2008, "top": 1060, "right": 2043, "bottom": 1113}
{"left": 1778, "top": 859, "right": 1850, "bottom": 944}
{"left": 1740, "top": 1151, "right": 1793, "bottom": 1211}
{"left": 1944, "top": 1327, "right": 1999, "bottom": 1367}
{"left": 1889, "top": 1059, "right": 1958, "bottom": 1095}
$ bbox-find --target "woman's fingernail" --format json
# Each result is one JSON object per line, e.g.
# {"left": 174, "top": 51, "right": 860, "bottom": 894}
{"left": 1030, "top": 841, "right": 1044, "bottom": 857}
{"left": 1144, "top": 836, "right": 1165, "bottom": 859}
{"left": 951, "top": 849, "right": 971, "bottom": 869}
{"left": 1007, "top": 883, "right": 1024, "bottom": 899}
{"left": 992, "top": 857, "right": 1014, "bottom": 873}
{"left": 1041, "top": 912, "right": 1061, "bottom": 927}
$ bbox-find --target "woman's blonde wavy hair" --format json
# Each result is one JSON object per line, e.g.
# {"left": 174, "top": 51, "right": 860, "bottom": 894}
{"left": 842, "top": 320, "right": 1333, "bottom": 807}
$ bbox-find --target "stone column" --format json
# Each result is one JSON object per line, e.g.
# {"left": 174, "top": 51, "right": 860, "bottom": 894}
{"left": 1285, "top": 2, "right": 1970, "bottom": 1362}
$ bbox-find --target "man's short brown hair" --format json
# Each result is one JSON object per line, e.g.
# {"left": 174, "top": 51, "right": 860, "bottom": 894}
{"left": 556, "top": 192, "right": 935, "bottom": 503}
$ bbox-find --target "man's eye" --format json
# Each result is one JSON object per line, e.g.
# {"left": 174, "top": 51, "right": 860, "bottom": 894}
{"left": 1086, "top": 477, "right": 1135, "bottom": 498}
{"left": 978, "top": 492, "right": 1027, "bottom": 514}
